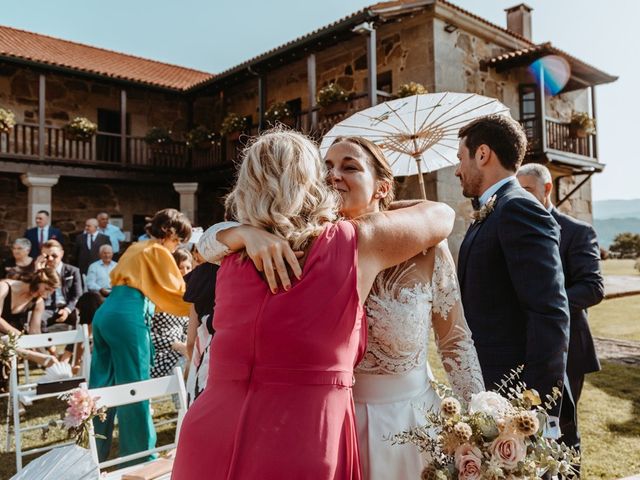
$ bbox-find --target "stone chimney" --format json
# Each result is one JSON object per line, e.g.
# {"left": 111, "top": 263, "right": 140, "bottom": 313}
{"left": 505, "top": 4, "right": 533, "bottom": 40}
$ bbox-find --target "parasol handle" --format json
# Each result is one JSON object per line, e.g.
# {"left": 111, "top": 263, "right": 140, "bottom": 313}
{"left": 414, "top": 154, "right": 427, "bottom": 200}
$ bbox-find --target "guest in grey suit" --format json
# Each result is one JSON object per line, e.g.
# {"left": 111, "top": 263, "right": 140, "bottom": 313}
{"left": 518, "top": 163, "right": 604, "bottom": 451}
{"left": 455, "top": 115, "right": 571, "bottom": 439}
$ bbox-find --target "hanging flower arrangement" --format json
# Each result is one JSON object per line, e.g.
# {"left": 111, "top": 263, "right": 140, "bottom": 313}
{"left": 265, "top": 102, "right": 294, "bottom": 124}
{"left": 185, "top": 125, "right": 217, "bottom": 149}
{"left": 144, "top": 127, "right": 173, "bottom": 145}
{"left": 0, "top": 107, "right": 16, "bottom": 134}
{"left": 64, "top": 117, "right": 97, "bottom": 142}
{"left": 317, "top": 83, "right": 351, "bottom": 108}
{"left": 396, "top": 82, "right": 428, "bottom": 98}
{"left": 220, "top": 113, "right": 248, "bottom": 136}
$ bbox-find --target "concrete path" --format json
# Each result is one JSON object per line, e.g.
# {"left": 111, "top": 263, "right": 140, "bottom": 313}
{"left": 604, "top": 275, "right": 640, "bottom": 299}
{"left": 594, "top": 336, "right": 640, "bottom": 366}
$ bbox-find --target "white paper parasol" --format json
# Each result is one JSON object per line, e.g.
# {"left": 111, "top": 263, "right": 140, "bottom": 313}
{"left": 320, "top": 92, "right": 511, "bottom": 199}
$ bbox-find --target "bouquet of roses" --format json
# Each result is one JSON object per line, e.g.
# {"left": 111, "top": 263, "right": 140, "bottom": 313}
{"left": 392, "top": 367, "right": 579, "bottom": 479}
{"left": 58, "top": 387, "right": 107, "bottom": 448}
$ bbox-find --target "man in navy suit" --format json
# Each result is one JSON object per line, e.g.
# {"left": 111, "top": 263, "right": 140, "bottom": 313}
{"left": 455, "top": 115, "right": 571, "bottom": 438}
{"left": 24, "top": 210, "right": 63, "bottom": 259}
{"left": 517, "top": 163, "right": 604, "bottom": 451}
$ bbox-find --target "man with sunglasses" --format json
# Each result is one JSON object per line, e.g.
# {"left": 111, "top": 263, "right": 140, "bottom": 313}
{"left": 38, "top": 240, "right": 82, "bottom": 332}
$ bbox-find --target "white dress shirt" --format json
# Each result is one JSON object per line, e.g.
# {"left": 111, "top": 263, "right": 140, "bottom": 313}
{"left": 85, "top": 260, "right": 117, "bottom": 292}
{"left": 478, "top": 176, "right": 515, "bottom": 207}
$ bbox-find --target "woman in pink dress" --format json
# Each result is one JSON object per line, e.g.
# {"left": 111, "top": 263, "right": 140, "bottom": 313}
{"left": 171, "top": 129, "right": 454, "bottom": 479}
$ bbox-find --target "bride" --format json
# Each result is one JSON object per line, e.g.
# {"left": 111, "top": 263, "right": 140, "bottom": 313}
{"left": 197, "top": 136, "right": 484, "bottom": 479}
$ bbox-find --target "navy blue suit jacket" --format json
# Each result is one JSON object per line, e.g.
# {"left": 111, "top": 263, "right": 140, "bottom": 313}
{"left": 458, "top": 179, "right": 571, "bottom": 416}
{"left": 24, "top": 226, "right": 63, "bottom": 258}
{"left": 551, "top": 208, "right": 603, "bottom": 378}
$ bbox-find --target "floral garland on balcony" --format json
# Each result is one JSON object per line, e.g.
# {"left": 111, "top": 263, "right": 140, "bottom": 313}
{"left": 64, "top": 117, "right": 97, "bottom": 142}
{"left": 569, "top": 111, "right": 596, "bottom": 136}
{"left": 317, "top": 83, "right": 352, "bottom": 108}
{"left": 220, "top": 113, "right": 248, "bottom": 136}
{"left": 396, "top": 82, "right": 428, "bottom": 98}
{"left": 0, "top": 107, "right": 16, "bottom": 134}
{"left": 186, "top": 125, "right": 217, "bottom": 149}
{"left": 144, "top": 127, "right": 173, "bottom": 145}
{"left": 265, "top": 102, "right": 294, "bottom": 124}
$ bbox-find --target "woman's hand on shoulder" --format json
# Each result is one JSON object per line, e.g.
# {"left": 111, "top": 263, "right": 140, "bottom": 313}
{"left": 220, "top": 225, "right": 303, "bottom": 293}
{"left": 356, "top": 200, "right": 455, "bottom": 274}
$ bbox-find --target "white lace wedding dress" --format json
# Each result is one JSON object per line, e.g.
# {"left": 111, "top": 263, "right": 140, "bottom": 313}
{"left": 197, "top": 225, "right": 485, "bottom": 480}
{"left": 354, "top": 242, "right": 484, "bottom": 479}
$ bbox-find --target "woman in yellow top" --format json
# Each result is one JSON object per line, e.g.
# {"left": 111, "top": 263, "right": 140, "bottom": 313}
{"left": 89, "top": 208, "right": 191, "bottom": 465}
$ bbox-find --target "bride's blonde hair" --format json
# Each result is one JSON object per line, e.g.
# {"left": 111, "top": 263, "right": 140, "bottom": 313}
{"left": 225, "top": 128, "right": 339, "bottom": 251}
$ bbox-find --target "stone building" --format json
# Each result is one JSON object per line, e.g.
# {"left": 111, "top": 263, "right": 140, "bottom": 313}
{"left": 0, "top": 0, "right": 617, "bottom": 258}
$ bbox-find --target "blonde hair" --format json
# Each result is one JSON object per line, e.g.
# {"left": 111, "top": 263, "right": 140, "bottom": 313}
{"left": 225, "top": 128, "right": 339, "bottom": 251}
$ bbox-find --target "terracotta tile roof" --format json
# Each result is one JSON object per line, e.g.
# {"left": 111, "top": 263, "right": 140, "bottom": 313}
{"left": 0, "top": 25, "right": 214, "bottom": 91}
{"left": 196, "top": 0, "right": 535, "bottom": 89}
{"left": 484, "top": 42, "right": 618, "bottom": 90}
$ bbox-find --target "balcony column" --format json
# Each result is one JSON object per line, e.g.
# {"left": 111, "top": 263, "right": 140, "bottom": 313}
{"left": 307, "top": 54, "right": 318, "bottom": 131}
{"left": 20, "top": 173, "right": 60, "bottom": 227}
{"left": 366, "top": 25, "right": 378, "bottom": 107}
{"left": 590, "top": 86, "right": 598, "bottom": 159}
{"left": 173, "top": 182, "right": 199, "bottom": 224}
{"left": 120, "top": 89, "right": 127, "bottom": 164}
{"left": 38, "top": 74, "right": 46, "bottom": 159}
{"left": 258, "top": 75, "right": 266, "bottom": 131}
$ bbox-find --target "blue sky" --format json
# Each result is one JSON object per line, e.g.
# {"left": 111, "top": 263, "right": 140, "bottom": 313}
{"left": 2, "top": 0, "right": 636, "bottom": 201}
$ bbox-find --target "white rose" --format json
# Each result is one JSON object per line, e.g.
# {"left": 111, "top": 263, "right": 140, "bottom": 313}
{"left": 469, "top": 391, "right": 512, "bottom": 421}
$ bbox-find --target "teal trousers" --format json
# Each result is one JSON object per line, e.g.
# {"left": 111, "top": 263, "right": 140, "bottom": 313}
{"left": 89, "top": 285, "right": 156, "bottom": 464}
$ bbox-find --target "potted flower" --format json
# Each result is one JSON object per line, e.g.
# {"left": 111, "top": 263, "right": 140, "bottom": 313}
{"left": 317, "top": 83, "right": 352, "bottom": 115}
{"left": 265, "top": 102, "right": 294, "bottom": 127}
{"left": 144, "top": 127, "right": 173, "bottom": 145}
{"left": 0, "top": 107, "right": 16, "bottom": 134}
{"left": 396, "top": 82, "right": 428, "bottom": 98}
{"left": 221, "top": 113, "right": 248, "bottom": 141}
{"left": 64, "top": 117, "right": 97, "bottom": 142}
{"left": 185, "top": 125, "right": 216, "bottom": 149}
{"left": 569, "top": 112, "right": 596, "bottom": 138}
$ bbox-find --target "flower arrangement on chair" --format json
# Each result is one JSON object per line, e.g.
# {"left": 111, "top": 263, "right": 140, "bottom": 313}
{"left": 0, "top": 107, "right": 16, "bottom": 133}
{"left": 58, "top": 387, "right": 107, "bottom": 449}
{"left": 64, "top": 117, "right": 97, "bottom": 142}
{"left": 1, "top": 332, "right": 20, "bottom": 393}
{"left": 396, "top": 82, "right": 428, "bottom": 98}
{"left": 392, "top": 366, "right": 579, "bottom": 479}
{"left": 221, "top": 113, "right": 248, "bottom": 140}
{"left": 144, "top": 127, "right": 173, "bottom": 145}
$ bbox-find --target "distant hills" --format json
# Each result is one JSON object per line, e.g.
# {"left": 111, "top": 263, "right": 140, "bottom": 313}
{"left": 593, "top": 199, "right": 640, "bottom": 248}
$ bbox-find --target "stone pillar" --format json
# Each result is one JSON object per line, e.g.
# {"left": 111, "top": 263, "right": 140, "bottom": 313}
{"left": 173, "top": 182, "right": 199, "bottom": 224}
{"left": 20, "top": 173, "right": 60, "bottom": 227}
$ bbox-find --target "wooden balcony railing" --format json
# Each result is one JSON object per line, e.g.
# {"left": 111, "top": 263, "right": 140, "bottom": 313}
{"left": 0, "top": 124, "right": 225, "bottom": 171}
{"left": 520, "top": 117, "right": 595, "bottom": 159}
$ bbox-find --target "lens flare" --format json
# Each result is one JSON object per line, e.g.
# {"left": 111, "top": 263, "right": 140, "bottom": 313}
{"left": 528, "top": 55, "right": 571, "bottom": 95}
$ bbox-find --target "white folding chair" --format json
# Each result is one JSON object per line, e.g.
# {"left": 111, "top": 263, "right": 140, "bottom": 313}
{"left": 9, "top": 325, "right": 91, "bottom": 471}
{"left": 87, "top": 367, "right": 187, "bottom": 479}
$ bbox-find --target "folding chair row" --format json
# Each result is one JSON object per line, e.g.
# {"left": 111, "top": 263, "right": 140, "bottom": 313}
{"left": 9, "top": 325, "right": 91, "bottom": 472}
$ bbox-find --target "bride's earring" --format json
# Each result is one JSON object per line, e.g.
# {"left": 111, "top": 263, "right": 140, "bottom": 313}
{"left": 374, "top": 192, "right": 381, "bottom": 199}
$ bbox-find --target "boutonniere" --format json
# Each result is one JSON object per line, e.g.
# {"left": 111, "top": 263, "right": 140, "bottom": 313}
{"left": 471, "top": 195, "right": 497, "bottom": 223}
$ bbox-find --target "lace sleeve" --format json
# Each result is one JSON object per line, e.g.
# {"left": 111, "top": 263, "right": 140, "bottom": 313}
{"left": 431, "top": 241, "right": 485, "bottom": 401}
{"left": 197, "top": 221, "right": 240, "bottom": 264}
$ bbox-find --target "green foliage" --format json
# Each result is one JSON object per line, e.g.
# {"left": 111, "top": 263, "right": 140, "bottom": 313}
{"left": 64, "top": 117, "right": 97, "bottom": 141}
{"left": 220, "top": 113, "right": 248, "bottom": 135}
{"left": 396, "top": 82, "right": 428, "bottom": 98}
{"left": 317, "top": 83, "right": 351, "bottom": 107}
{"left": 0, "top": 107, "right": 16, "bottom": 133}
{"left": 570, "top": 111, "right": 596, "bottom": 135}
{"left": 264, "top": 102, "right": 293, "bottom": 123}
{"left": 185, "top": 125, "right": 216, "bottom": 149}
{"left": 144, "top": 126, "right": 173, "bottom": 145}
{"left": 610, "top": 232, "right": 640, "bottom": 257}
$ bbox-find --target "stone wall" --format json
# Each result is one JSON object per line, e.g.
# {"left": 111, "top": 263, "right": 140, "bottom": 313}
{"left": 0, "top": 173, "right": 28, "bottom": 257}
{"left": 0, "top": 62, "right": 190, "bottom": 139}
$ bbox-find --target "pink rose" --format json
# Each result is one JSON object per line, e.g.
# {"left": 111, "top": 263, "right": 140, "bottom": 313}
{"left": 454, "top": 444, "right": 483, "bottom": 480}
{"left": 490, "top": 432, "right": 527, "bottom": 470}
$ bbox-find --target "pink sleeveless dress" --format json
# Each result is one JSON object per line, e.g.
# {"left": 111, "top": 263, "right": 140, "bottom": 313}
{"left": 172, "top": 221, "right": 365, "bottom": 479}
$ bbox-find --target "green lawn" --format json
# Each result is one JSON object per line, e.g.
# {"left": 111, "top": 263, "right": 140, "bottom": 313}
{"left": 601, "top": 258, "right": 639, "bottom": 276}
{"left": 589, "top": 295, "right": 640, "bottom": 341}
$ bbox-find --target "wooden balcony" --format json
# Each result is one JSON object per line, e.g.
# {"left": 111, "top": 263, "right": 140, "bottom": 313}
{"left": 0, "top": 123, "right": 225, "bottom": 174}
{"left": 520, "top": 117, "right": 596, "bottom": 160}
